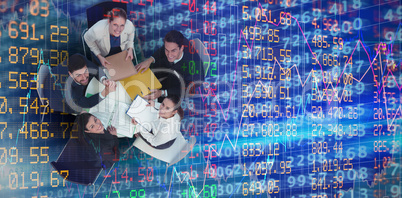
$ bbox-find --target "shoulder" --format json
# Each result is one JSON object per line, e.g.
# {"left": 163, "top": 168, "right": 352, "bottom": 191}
{"left": 183, "top": 48, "right": 199, "bottom": 60}
{"left": 166, "top": 113, "right": 181, "bottom": 123}
{"left": 158, "top": 46, "right": 166, "bottom": 56}
{"left": 153, "top": 46, "right": 166, "bottom": 58}
{"left": 173, "top": 113, "right": 181, "bottom": 121}
{"left": 90, "top": 19, "right": 109, "bottom": 33}
{"left": 124, "top": 20, "right": 135, "bottom": 31}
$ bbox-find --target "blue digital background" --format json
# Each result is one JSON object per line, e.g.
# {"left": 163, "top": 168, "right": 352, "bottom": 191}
{"left": 0, "top": 0, "right": 401, "bottom": 197}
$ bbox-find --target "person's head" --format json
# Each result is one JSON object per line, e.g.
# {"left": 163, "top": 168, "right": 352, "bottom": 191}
{"left": 107, "top": 8, "right": 127, "bottom": 37}
{"left": 68, "top": 54, "right": 89, "bottom": 85}
{"left": 77, "top": 113, "right": 105, "bottom": 135}
{"left": 159, "top": 95, "right": 184, "bottom": 119}
{"left": 163, "top": 30, "right": 185, "bottom": 63}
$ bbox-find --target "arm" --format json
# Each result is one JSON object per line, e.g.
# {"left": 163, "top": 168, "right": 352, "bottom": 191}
{"left": 72, "top": 82, "right": 114, "bottom": 108}
{"left": 138, "top": 46, "right": 164, "bottom": 73}
{"left": 84, "top": 21, "right": 111, "bottom": 67}
{"left": 135, "top": 57, "right": 154, "bottom": 73}
{"left": 100, "top": 80, "right": 116, "bottom": 98}
{"left": 90, "top": 63, "right": 116, "bottom": 97}
{"left": 124, "top": 20, "right": 135, "bottom": 61}
{"left": 139, "top": 131, "right": 168, "bottom": 147}
{"left": 124, "top": 20, "right": 135, "bottom": 50}
{"left": 139, "top": 115, "right": 179, "bottom": 147}
{"left": 101, "top": 128, "right": 120, "bottom": 168}
{"left": 73, "top": 92, "right": 102, "bottom": 109}
{"left": 107, "top": 126, "right": 117, "bottom": 136}
{"left": 84, "top": 25, "right": 102, "bottom": 57}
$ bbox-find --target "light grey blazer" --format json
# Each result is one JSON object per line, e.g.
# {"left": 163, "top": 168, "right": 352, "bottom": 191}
{"left": 84, "top": 19, "right": 135, "bottom": 57}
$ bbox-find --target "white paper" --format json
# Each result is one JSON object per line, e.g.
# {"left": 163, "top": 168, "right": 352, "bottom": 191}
{"left": 126, "top": 96, "right": 158, "bottom": 132}
{"left": 89, "top": 96, "right": 137, "bottom": 138}
{"left": 85, "top": 78, "right": 105, "bottom": 97}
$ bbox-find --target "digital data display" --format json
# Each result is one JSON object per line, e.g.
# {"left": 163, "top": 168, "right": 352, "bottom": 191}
{"left": 0, "top": 0, "right": 401, "bottom": 197}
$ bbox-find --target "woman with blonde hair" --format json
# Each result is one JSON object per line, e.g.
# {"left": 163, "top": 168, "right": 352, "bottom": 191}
{"left": 84, "top": 7, "right": 135, "bottom": 67}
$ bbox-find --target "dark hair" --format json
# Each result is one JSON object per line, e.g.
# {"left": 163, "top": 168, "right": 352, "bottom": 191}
{"left": 107, "top": 7, "right": 127, "bottom": 22}
{"left": 76, "top": 112, "right": 92, "bottom": 145}
{"left": 68, "top": 54, "right": 86, "bottom": 73}
{"left": 163, "top": 30, "right": 185, "bottom": 48}
{"left": 164, "top": 95, "right": 184, "bottom": 120}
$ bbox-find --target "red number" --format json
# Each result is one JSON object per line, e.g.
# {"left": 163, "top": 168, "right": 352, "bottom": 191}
{"left": 139, "top": 0, "right": 153, "bottom": 6}
{"left": 203, "top": 144, "right": 217, "bottom": 158}
{"left": 203, "top": 21, "right": 217, "bottom": 36}
{"left": 121, "top": 168, "right": 129, "bottom": 182}
{"left": 188, "top": 123, "right": 198, "bottom": 136}
{"left": 113, "top": 168, "right": 120, "bottom": 184}
{"left": 138, "top": 167, "right": 145, "bottom": 182}
{"left": 189, "top": 39, "right": 196, "bottom": 54}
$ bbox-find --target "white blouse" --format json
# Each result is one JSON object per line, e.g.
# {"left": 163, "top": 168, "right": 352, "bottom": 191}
{"left": 138, "top": 111, "right": 181, "bottom": 147}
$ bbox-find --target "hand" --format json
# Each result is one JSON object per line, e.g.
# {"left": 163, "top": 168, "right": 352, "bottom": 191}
{"left": 146, "top": 100, "right": 155, "bottom": 107}
{"left": 102, "top": 79, "right": 114, "bottom": 86}
{"left": 107, "top": 80, "right": 116, "bottom": 93}
{"left": 134, "top": 133, "right": 140, "bottom": 138}
{"left": 107, "top": 126, "right": 117, "bottom": 136}
{"left": 97, "top": 55, "right": 111, "bottom": 67}
{"left": 135, "top": 57, "right": 153, "bottom": 73}
{"left": 125, "top": 48, "right": 134, "bottom": 61}
{"left": 143, "top": 89, "right": 162, "bottom": 100}
{"left": 101, "top": 80, "right": 116, "bottom": 97}
{"left": 131, "top": 118, "right": 138, "bottom": 125}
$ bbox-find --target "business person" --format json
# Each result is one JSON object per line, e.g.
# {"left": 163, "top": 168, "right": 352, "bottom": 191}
{"left": 135, "top": 30, "right": 204, "bottom": 100}
{"left": 131, "top": 95, "right": 184, "bottom": 149}
{"left": 76, "top": 112, "right": 120, "bottom": 169}
{"left": 84, "top": 7, "right": 135, "bottom": 67}
{"left": 66, "top": 54, "right": 116, "bottom": 112}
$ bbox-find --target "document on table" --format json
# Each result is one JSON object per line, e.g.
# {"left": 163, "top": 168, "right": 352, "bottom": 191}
{"left": 126, "top": 96, "right": 158, "bottom": 133}
{"left": 89, "top": 96, "right": 137, "bottom": 138}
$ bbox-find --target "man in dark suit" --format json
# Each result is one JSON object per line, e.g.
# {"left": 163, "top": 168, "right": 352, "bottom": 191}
{"left": 66, "top": 54, "right": 116, "bottom": 112}
{"left": 135, "top": 30, "right": 204, "bottom": 100}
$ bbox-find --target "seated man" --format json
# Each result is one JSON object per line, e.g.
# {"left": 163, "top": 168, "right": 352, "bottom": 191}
{"left": 65, "top": 54, "right": 116, "bottom": 113}
{"left": 135, "top": 30, "right": 204, "bottom": 100}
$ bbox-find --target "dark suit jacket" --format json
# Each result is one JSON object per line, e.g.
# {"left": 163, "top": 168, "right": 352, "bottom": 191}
{"left": 64, "top": 54, "right": 106, "bottom": 112}
{"left": 86, "top": 129, "right": 120, "bottom": 169}
{"left": 151, "top": 39, "right": 205, "bottom": 97}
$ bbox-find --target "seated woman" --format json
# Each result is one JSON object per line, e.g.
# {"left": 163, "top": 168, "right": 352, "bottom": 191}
{"left": 84, "top": 7, "right": 135, "bottom": 67}
{"left": 131, "top": 95, "right": 184, "bottom": 149}
{"left": 76, "top": 113, "right": 120, "bottom": 169}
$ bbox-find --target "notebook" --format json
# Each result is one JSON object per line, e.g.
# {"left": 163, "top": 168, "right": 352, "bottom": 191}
{"left": 119, "top": 69, "right": 162, "bottom": 100}
{"left": 126, "top": 95, "right": 158, "bottom": 132}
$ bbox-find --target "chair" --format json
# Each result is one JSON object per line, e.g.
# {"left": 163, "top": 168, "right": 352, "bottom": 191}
{"left": 50, "top": 138, "right": 103, "bottom": 186}
{"left": 83, "top": 1, "right": 138, "bottom": 65}
{"left": 36, "top": 64, "right": 74, "bottom": 114}
{"left": 36, "top": 64, "right": 51, "bottom": 118}
{"left": 192, "top": 38, "right": 211, "bottom": 77}
{"left": 36, "top": 65, "right": 50, "bottom": 104}
{"left": 125, "top": 135, "right": 196, "bottom": 167}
